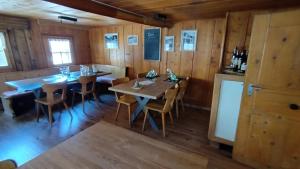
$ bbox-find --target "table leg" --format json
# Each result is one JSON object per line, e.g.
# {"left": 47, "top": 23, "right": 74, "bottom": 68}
{"left": 131, "top": 96, "right": 159, "bottom": 132}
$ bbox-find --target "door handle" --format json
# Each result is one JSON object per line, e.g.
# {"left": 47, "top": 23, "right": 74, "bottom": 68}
{"left": 289, "top": 104, "right": 299, "bottom": 110}
{"left": 248, "top": 84, "right": 263, "bottom": 96}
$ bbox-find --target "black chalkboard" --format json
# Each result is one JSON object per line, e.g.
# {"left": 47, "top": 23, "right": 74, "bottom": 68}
{"left": 144, "top": 28, "right": 161, "bottom": 61}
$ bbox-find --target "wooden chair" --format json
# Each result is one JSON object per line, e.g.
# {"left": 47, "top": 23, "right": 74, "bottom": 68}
{"left": 0, "top": 159, "right": 17, "bottom": 169}
{"left": 142, "top": 84, "right": 179, "bottom": 137}
{"left": 112, "top": 77, "right": 136, "bottom": 126}
{"left": 176, "top": 76, "right": 190, "bottom": 120}
{"left": 35, "top": 82, "right": 72, "bottom": 126}
{"left": 136, "top": 72, "right": 148, "bottom": 78}
{"left": 71, "top": 75, "right": 99, "bottom": 112}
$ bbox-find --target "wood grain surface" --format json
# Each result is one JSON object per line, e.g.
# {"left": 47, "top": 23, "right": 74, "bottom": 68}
{"left": 19, "top": 121, "right": 208, "bottom": 169}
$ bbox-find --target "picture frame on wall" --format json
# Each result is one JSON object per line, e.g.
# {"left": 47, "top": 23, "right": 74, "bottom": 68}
{"left": 104, "top": 33, "right": 118, "bottom": 49}
{"left": 127, "top": 35, "right": 138, "bottom": 46}
{"left": 164, "top": 36, "right": 175, "bottom": 52}
{"left": 181, "top": 30, "right": 197, "bottom": 51}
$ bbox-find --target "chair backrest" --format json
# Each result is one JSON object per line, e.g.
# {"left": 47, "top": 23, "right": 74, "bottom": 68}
{"left": 112, "top": 77, "right": 130, "bottom": 100}
{"left": 163, "top": 84, "right": 179, "bottom": 113}
{"left": 0, "top": 159, "right": 17, "bottom": 169}
{"left": 79, "top": 75, "right": 97, "bottom": 94}
{"left": 136, "top": 72, "right": 147, "bottom": 78}
{"left": 177, "top": 76, "right": 190, "bottom": 100}
{"left": 42, "top": 82, "right": 67, "bottom": 104}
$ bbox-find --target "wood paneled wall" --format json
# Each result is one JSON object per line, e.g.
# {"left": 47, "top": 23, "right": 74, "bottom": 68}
{"left": 223, "top": 11, "right": 258, "bottom": 67}
{"left": 30, "top": 20, "right": 92, "bottom": 69}
{"left": 90, "top": 18, "right": 226, "bottom": 108}
{"left": 0, "top": 15, "right": 92, "bottom": 72}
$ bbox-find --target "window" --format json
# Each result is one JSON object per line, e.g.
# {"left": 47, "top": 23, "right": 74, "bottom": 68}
{"left": 0, "top": 32, "right": 9, "bottom": 67}
{"left": 48, "top": 38, "right": 73, "bottom": 65}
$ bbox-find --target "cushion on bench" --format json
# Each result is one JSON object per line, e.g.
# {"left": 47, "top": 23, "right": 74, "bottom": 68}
{"left": 96, "top": 75, "right": 117, "bottom": 84}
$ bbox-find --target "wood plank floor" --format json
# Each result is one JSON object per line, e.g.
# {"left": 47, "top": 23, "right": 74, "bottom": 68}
{"left": 0, "top": 94, "right": 252, "bottom": 169}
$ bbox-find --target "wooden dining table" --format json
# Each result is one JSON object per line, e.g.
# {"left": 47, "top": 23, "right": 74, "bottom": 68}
{"left": 5, "top": 71, "right": 110, "bottom": 99}
{"left": 19, "top": 121, "right": 208, "bottom": 169}
{"left": 4, "top": 71, "right": 111, "bottom": 117}
{"left": 109, "top": 75, "right": 176, "bottom": 132}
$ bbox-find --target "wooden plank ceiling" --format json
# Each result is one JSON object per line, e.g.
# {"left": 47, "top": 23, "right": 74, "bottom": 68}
{"left": 0, "top": 0, "right": 130, "bottom": 26}
{"left": 1, "top": 0, "right": 300, "bottom": 27}
{"left": 95, "top": 0, "right": 300, "bottom": 21}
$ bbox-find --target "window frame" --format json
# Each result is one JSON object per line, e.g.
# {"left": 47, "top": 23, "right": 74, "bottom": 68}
{"left": 0, "top": 30, "right": 14, "bottom": 71}
{"left": 45, "top": 35, "right": 75, "bottom": 66}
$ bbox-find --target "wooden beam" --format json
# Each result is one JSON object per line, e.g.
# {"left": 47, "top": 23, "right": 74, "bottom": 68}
{"left": 43, "top": 0, "right": 171, "bottom": 27}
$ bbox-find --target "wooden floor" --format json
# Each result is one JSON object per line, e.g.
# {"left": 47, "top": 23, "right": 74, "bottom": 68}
{"left": 0, "top": 93, "right": 252, "bottom": 169}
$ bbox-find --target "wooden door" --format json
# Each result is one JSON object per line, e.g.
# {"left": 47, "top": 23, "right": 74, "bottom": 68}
{"left": 233, "top": 9, "right": 300, "bottom": 169}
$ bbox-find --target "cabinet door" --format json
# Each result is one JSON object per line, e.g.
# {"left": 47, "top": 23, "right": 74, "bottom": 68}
{"left": 208, "top": 74, "right": 244, "bottom": 145}
{"left": 215, "top": 80, "right": 244, "bottom": 142}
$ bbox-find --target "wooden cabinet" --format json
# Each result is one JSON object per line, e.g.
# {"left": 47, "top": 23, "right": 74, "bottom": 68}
{"left": 208, "top": 74, "right": 244, "bottom": 145}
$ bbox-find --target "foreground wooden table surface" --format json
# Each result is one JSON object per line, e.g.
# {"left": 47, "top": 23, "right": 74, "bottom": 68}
{"left": 19, "top": 121, "right": 208, "bottom": 169}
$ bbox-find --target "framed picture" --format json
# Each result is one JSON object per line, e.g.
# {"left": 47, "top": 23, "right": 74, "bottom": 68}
{"left": 181, "top": 30, "right": 197, "bottom": 51}
{"left": 127, "top": 35, "right": 138, "bottom": 45}
{"left": 164, "top": 36, "right": 174, "bottom": 52}
{"left": 104, "top": 33, "right": 118, "bottom": 49}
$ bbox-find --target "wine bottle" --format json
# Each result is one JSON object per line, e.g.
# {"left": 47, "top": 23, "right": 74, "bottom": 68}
{"left": 240, "top": 49, "right": 248, "bottom": 73}
{"left": 231, "top": 47, "right": 237, "bottom": 68}
{"left": 233, "top": 50, "right": 239, "bottom": 72}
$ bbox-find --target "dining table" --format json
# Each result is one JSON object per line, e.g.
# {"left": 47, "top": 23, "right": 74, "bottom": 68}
{"left": 108, "top": 75, "right": 177, "bottom": 132}
{"left": 5, "top": 71, "right": 111, "bottom": 99}
{"left": 19, "top": 121, "right": 208, "bottom": 169}
{"left": 5, "top": 71, "right": 111, "bottom": 117}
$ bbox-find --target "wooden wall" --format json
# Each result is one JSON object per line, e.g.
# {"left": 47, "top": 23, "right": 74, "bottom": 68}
{"left": 223, "top": 11, "right": 260, "bottom": 67}
{"left": 0, "top": 14, "right": 92, "bottom": 72}
{"left": 30, "top": 20, "right": 92, "bottom": 69}
{"left": 90, "top": 18, "right": 226, "bottom": 108}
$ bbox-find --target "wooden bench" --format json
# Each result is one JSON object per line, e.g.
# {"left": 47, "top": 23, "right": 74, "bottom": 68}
{"left": 92, "top": 64, "right": 126, "bottom": 84}
{"left": 0, "top": 65, "right": 80, "bottom": 117}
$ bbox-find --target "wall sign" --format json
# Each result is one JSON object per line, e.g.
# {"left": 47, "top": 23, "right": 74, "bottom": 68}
{"left": 144, "top": 28, "right": 161, "bottom": 61}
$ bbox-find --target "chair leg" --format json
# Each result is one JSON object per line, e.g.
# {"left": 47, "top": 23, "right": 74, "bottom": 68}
{"left": 162, "top": 113, "right": 166, "bottom": 137}
{"left": 63, "top": 101, "right": 72, "bottom": 119}
{"left": 36, "top": 102, "right": 40, "bottom": 122}
{"left": 180, "top": 99, "right": 185, "bottom": 113}
{"left": 71, "top": 92, "right": 75, "bottom": 108}
{"left": 169, "top": 111, "right": 174, "bottom": 126}
{"left": 81, "top": 94, "right": 85, "bottom": 112}
{"left": 128, "top": 105, "right": 131, "bottom": 127}
{"left": 142, "top": 109, "right": 149, "bottom": 133}
{"left": 114, "top": 103, "right": 121, "bottom": 121}
{"left": 48, "top": 105, "right": 53, "bottom": 127}
{"left": 176, "top": 99, "right": 179, "bottom": 120}
{"left": 93, "top": 92, "right": 100, "bottom": 107}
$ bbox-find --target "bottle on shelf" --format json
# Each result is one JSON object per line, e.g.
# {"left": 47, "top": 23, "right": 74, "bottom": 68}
{"left": 230, "top": 47, "right": 237, "bottom": 68}
{"left": 240, "top": 49, "right": 248, "bottom": 73}
{"left": 233, "top": 50, "right": 239, "bottom": 72}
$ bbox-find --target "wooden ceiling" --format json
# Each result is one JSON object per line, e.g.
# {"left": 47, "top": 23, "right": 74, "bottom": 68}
{"left": 0, "top": 0, "right": 129, "bottom": 26}
{"left": 95, "top": 0, "right": 300, "bottom": 21}
{"left": 1, "top": 0, "right": 300, "bottom": 27}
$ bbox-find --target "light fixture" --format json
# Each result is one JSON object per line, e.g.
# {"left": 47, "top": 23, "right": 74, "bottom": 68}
{"left": 58, "top": 16, "right": 78, "bottom": 22}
